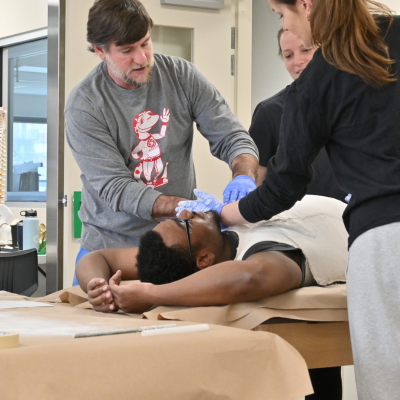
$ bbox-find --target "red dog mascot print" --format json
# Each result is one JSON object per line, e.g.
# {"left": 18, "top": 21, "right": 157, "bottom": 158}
{"left": 131, "top": 108, "right": 169, "bottom": 188}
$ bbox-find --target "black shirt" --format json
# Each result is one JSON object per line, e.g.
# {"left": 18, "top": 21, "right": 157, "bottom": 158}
{"left": 240, "top": 15, "right": 400, "bottom": 247}
{"left": 249, "top": 86, "right": 346, "bottom": 202}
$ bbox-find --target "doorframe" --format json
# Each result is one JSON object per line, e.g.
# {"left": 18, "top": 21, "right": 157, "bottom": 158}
{"left": 235, "top": 0, "right": 253, "bottom": 129}
{"left": 46, "top": 0, "right": 66, "bottom": 293}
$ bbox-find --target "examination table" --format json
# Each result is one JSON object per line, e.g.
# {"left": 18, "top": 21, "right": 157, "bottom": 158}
{"left": 143, "top": 283, "right": 352, "bottom": 370}
{"left": 0, "top": 283, "right": 351, "bottom": 399}
{"left": 0, "top": 289, "right": 312, "bottom": 400}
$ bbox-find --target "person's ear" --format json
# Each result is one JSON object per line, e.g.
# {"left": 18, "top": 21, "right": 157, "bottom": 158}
{"left": 300, "top": 0, "right": 312, "bottom": 15}
{"left": 92, "top": 45, "right": 107, "bottom": 60}
{"left": 196, "top": 250, "right": 216, "bottom": 270}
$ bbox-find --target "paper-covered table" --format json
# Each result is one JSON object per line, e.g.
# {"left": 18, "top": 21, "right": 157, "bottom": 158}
{"left": 40, "top": 283, "right": 352, "bottom": 370}
{"left": 0, "top": 291, "right": 312, "bottom": 400}
{"left": 143, "top": 284, "right": 353, "bottom": 369}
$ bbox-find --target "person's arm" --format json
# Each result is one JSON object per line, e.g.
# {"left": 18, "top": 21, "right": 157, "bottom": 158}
{"left": 235, "top": 83, "right": 329, "bottom": 225}
{"left": 220, "top": 200, "right": 250, "bottom": 226}
{"left": 108, "top": 250, "right": 302, "bottom": 313}
{"left": 152, "top": 194, "right": 187, "bottom": 220}
{"left": 76, "top": 247, "right": 139, "bottom": 312}
{"left": 65, "top": 107, "right": 187, "bottom": 222}
{"left": 222, "top": 154, "right": 259, "bottom": 204}
{"left": 173, "top": 60, "right": 259, "bottom": 204}
{"left": 181, "top": 60, "right": 259, "bottom": 172}
{"left": 231, "top": 154, "right": 258, "bottom": 181}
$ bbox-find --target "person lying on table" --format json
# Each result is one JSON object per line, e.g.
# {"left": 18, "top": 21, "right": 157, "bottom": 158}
{"left": 76, "top": 195, "right": 347, "bottom": 314}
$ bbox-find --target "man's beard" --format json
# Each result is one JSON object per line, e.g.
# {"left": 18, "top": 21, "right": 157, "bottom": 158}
{"left": 106, "top": 54, "right": 154, "bottom": 87}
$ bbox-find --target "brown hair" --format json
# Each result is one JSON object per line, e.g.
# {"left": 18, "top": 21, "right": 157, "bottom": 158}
{"left": 277, "top": 28, "right": 285, "bottom": 57}
{"left": 275, "top": 0, "right": 395, "bottom": 87}
{"left": 87, "top": 0, "right": 153, "bottom": 53}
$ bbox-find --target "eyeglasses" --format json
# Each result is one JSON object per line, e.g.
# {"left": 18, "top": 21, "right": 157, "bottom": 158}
{"left": 180, "top": 218, "right": 192, "bottom": 259}
{"left": 162, "top": 218, "right": 192, "bottom": 259}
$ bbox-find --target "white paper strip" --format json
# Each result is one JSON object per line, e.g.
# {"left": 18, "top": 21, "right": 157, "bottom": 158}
{"left": 0, "top": 301, "right": 54, "bottom": 309}
{"left": 141, "top": 324, "right": 209, "bottom": 336}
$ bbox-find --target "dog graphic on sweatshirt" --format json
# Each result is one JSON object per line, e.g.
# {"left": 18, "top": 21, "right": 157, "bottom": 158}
{"left": 131, "top": 108, "right": 169, "bottom": 188}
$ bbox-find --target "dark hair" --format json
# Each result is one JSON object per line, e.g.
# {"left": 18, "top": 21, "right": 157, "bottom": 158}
{"left": 275, "top": 0, "right": 395, "bottom": 87}
{"left": 277, "top": 28, "right": 285, "bottom": 58}
{"left": 136, "top": 230, "right": 200, "bottom": 285}
{"left": 87, "top": 0, "right": 153, "bottom": 53}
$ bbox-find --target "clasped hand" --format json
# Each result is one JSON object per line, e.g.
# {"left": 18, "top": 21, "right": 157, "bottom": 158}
{"left": 87, "top": 270, "right": 153, "bottom": 314}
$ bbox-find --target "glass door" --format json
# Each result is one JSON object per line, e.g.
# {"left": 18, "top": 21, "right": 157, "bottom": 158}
{"left": 5, "top": 38, "right": 47, "bottom": 202}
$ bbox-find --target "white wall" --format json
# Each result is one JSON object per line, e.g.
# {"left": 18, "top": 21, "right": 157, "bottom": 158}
{"left": 0, "top": 0, "right": 47, "bottom": 39}
{"left": 251, "top": 0, "right": 292, "bottom": 113}
{"left": 384, "top": 0, "right": 398, "bottom": 12}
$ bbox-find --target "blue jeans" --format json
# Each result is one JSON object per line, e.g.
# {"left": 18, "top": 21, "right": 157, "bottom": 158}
{"left": 72, "top": 247, "right": 90, "bottom": 286}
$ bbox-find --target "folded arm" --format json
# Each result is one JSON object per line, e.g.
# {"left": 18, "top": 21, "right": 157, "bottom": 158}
{"left": 108, "top": 250, "right": 303, "bottom": 313}
{"left": 76, "top": 247, "right": 140, "bottom": 312}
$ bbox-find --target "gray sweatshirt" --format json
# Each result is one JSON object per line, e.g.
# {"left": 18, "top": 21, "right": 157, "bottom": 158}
{"left": 65, "top": 54, "right": 258, "bottom": 250}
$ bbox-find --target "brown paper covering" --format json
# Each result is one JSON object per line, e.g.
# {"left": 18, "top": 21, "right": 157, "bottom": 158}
{"left": 0, "top": 300, "right": 313, "bottom": 400}
{"left": 0, "top": 283, "right": 349, "bottom": 397}
{"left": 33, "top": 284, "right": 348, "bottom": 330}
{"left": 141, "top": 285, "right": 348, "bottom": 330}
{"left": 0, "top": 291, "right": 29, "bottom": 301}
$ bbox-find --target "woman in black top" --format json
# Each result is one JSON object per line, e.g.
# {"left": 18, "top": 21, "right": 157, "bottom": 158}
{"left": 250, "top": 28, "right": 346, "bottom": 202}
{"left": 250, "top": 28, "right": 345, "bottom": 400}
{"left": 220, "top": 1, "right": 400, "bottom": 399}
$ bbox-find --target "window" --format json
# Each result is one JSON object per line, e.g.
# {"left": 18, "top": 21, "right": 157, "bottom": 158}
{"left": 3, "top": 38, "right": 47, "bottom": 202}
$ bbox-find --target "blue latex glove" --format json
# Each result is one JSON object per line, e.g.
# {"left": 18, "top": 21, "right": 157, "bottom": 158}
{"left": 223, "top": 175, "right": 256, "bottom": 204}
{"left": 176, "top": 189, "right": 224, "bottom": 216}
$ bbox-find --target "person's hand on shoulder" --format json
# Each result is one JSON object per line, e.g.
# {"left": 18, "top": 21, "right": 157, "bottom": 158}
{"left": 223, "top": 175, "right": 256, "bottom": 204}
{"left": 108, "top": 270, "right": 154, "bottom": 314}
{"left": 87, "top": 278, "right": 118, "bottom": 313}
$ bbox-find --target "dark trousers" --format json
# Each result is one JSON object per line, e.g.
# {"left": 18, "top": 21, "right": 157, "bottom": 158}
{"left": 306, "top": 367, "right": 342, "bottom": 400}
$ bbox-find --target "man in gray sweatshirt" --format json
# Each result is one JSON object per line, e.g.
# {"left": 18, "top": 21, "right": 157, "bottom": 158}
{"left": 65, "top": 0, "right": 259, "bottom": 284}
